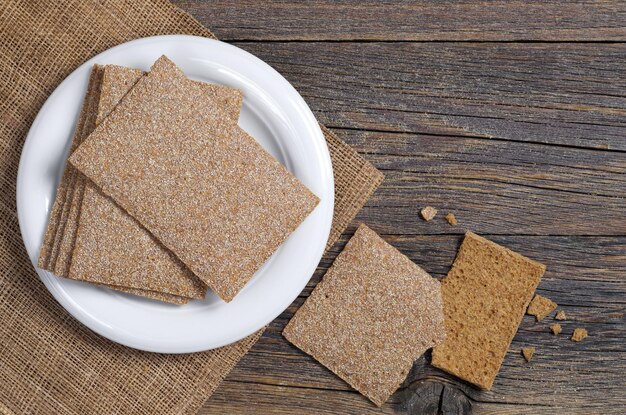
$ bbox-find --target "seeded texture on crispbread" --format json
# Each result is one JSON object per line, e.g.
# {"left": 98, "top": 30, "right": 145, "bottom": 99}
{"left": 66, "top": 64, "right": 245, "bottom": 298}
{"left": 37, "top": 65, "right": 173, "bottom": 301}
{"left": 52, "top": 66, "right": 148, "bottom": 279}
{"left": 105, "top": 285, "right": 189, "bottom": 305}
{"left": 52, "top": 66, "right": 105, "bottom": 277}
{"left": 431, "top": 231, "right": 546, "bottom": 390}
{"left": 38, "top": 65, "right": 103, "bottom": 271}
{"left": 283, "top": 224, "right": 445, "bottom": 406}
{"left": 70, "top": 56, "right": 319, "bottom": 302}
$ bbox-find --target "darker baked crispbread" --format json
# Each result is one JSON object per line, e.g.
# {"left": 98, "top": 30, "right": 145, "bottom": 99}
{"left": 432, "top": 232, "right": 546, "bottom": 390}
{"left": 70, "top": 56, "right": 319, "bottom": 302}
{"left": 283, "top": 224, "right": 445, "bottom": 406}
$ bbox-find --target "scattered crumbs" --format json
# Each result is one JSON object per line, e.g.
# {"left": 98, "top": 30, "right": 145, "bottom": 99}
{"left": 421, "top": 206, "right": 438, "bottom": 221}
{"left": 527, "top": 294, "right": 557, "bottom": 321}
{"left": 445, "top": 213, "right": 458, "bottom": 226}
{"left": 550, "top": 323, "right": 562, "bottom": 335}
{"left": 521, "top": 347, "right": 535, "bottom": 362}
{"left": 555, "top": 310, "right": 567, "bottom": 321}
{"left": 571, "top": 328, "right": 588, "bottom": 342}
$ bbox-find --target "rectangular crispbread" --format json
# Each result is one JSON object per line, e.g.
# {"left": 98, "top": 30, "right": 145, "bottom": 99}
{"left": 70, "top": 56, "right": 319, "bottom": 302}
{"left": 66, "top": 64, "right": 244, "bottom": 298}
{"left": 37, "top": 65, "right": 103, "bottom": 270}
{"left": 38, "top": 65, "right": 200, "bottom": 302}
{"left": 283, "top": 224, "right": 445, "bottom": 406}
{"left": 431, "top": 232, "right": 546, "bottom": 390}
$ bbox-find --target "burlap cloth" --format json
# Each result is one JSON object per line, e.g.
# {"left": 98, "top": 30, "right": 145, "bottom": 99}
{"left": 0, "top": 1, "right": 383, "bottom": 414}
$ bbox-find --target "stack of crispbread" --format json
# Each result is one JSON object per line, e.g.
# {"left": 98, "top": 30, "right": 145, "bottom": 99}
{"left": 39, "top": 56, "right": 319, "bottom": 304}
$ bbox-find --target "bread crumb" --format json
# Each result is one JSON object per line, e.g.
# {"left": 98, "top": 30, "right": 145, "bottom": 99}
{"left": 550, "top": 323, "right": 562, "bottom": 335}
{"left": 527, "top": 294, "right": 557, "bottom": 321}
{"left": 445, "top": 213, "right": 458, "bottom": 226}
{"left": 521, "top": 347, "right": 535, "bottom": 362}
{"left": 421, "top": 206, "right": 437, "bottom": 221}
{"left": 571, "top": 328, "right": 588, "bottom": 342}
{"left": 555, "top": 310, "right": 567, "bottom": 321}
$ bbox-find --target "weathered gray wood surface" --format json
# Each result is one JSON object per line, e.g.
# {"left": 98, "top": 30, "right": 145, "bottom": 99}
{"left": 170, "top": 1, "right": 626, "bottom": 413}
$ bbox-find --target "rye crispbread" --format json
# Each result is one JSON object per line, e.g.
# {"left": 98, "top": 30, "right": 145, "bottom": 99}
{"left": 38, "top": 65, "right": 103, "bottom": 271}
{"left": 431, "top": 231, "right": 546, "bottom": 390}
{"left": 38, "top": 66, "right": 191, "bottom": 301}
{"left": 283, "top": 224, "right": 445, "bottom": 406}
{"left": 67, "top": 64, "right": 245, "bottom": 298}
{"left": 70, "top": 56, "right": 319, "bottom": 302}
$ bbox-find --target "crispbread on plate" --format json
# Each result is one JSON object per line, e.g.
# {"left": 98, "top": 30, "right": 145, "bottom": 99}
{"left": 283, "top": 224, "right": 445, "bottom": 406}
{"left": 38, "top": 65, "right": 197, "bottom": 304}
{"left": 38, "top": 65, "right": 103, "bottom": 272}
{"left": 70, "top": 56, "right": 319, "bottom": 302}
{"left": 67, "top": 64, "right": 243, "bottom": 298}
{"left": 37, "top": 66, "right": 174, "bottom": 301}
{"left": 432, "top": 232, "right": 546, "bottom": 390}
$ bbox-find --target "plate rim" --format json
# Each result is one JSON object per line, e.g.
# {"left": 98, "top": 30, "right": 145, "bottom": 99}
{"left": 16, "top": 35, "right": 334, "bottom": 353}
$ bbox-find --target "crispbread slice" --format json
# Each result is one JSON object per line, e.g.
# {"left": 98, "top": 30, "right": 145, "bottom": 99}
{"left": 66, "top": 64, "right": 243, "bottom": 298}
{"left": 431, "top": 232, "right": 546, "bottom": 390}
{"left": 96, "top": 283, "right": 190, "bottom": 305}
{"left": 70, "top": 56, "right": 319, "bottom": 302}
{"left": 52, "top": 67, "right": 105, "bottom": 276}
{"left": 37, "top": 65, "right": 176, "bottom": 302}
{"left": 38, "top": 65, "right": 103, "bottom": 270}
{"left": 283, "top": 224, "right": 445, "bottom": 406}
{"left": 50, "top": 65, "right": 148, "bottom": 278}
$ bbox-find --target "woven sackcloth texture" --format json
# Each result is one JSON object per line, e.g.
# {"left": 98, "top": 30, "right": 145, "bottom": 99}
{"left": 0, "top": 1, "right": 384, "bottom": 414}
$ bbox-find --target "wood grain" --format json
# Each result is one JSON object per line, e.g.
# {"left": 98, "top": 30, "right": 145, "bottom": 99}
{"left": 168, "top": 1, "right": 626, "bottom": 413}
{"left": 232, "top": 42, "right": 626, "bottom": 151}
{"left": 173, "top": 0, "right": 626, "bottom": 41}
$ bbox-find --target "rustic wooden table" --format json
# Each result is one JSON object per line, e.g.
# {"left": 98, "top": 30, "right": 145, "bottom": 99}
{"left": 173, "top": 2, "right": 626, "bottom": 414}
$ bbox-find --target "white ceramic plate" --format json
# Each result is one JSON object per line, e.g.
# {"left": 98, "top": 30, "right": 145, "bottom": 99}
{"left": 17, "top": 35, "right": 334, "bottom": 353}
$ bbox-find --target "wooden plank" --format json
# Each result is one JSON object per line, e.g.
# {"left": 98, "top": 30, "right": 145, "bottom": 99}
{"left": 335, "top": 129, "right": 626, "bottom": 236}
{"left": 174, "top": 0, "right": 626, "bottom": 41}
{"left": 229, "top": 42, "right": 626, "bottom": 151}
{"left": 201, "top": 236, "right": 626, "bottom": 414}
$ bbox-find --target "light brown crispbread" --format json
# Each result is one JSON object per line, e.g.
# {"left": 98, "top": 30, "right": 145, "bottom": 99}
{"left": 283, "top": 224, "right": 445, "bottom": 406}
{"left": 521, "top": 347, "right": 535, "bottom": 362}
{"left": 550, "top": 323, "right": 562, "bottom": 335}
{"left": 555, "top": 310, "right": 567, "bottom": 321}
{"left": 35, "top": 65, "right": 183, "bottom": 303}
{"left": 38, "top": 65, "right": 103, "bottom": 271}
{"left": 93, "top": 283, "right": 189, "bottom": 305}
{"left": 431, "top": 231, "right": 546, "bottom": 390}
{"left": 52, "top": 67, "right": 105, "bottom": 276}
{"left": 66, "top": 64, "right": 235, "bottom": 298}
{"left": 527, "top": 294, "right": 557, "bottom": 321}
{"left": 50, "top": 65, "right": 147, "bottom": 278}
{"left": 70, "top": 56, "right": 319, "bottom": 302}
